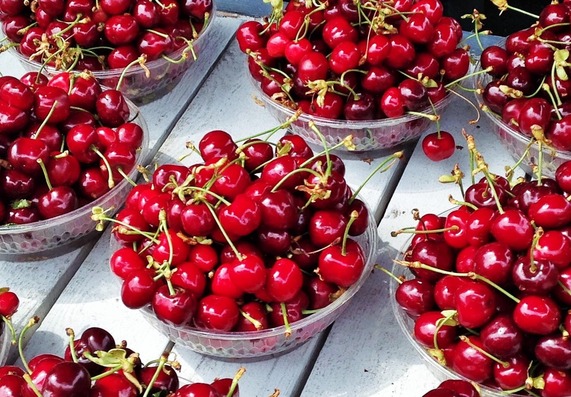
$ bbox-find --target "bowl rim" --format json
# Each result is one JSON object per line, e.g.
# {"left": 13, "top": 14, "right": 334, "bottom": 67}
{"left": 248, "top": 69, "right": 454, "bottom": 129}
{"left": 0, "top": 95, "right": 149, "bottom": 234}
{"left": 5, "top": 4, "right": 217, "bottom": 78}
{"left": 389, "top": 218, "right": 519, "bottom": 397}
{"left": 124, "top": 205, "right": 379, "bottom": 343}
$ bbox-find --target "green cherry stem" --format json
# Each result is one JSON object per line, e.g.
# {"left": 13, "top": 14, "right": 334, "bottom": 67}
{"left": 19, "top": 316, "right": 40, "bottom": 374}
{"left": 350, "top": 151, "right": 404, "bottom": 204}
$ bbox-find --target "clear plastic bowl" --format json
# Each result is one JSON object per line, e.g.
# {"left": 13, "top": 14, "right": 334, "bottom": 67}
{"left": 0, "top": 99, "right": 148, "bottom": 261}
{"left": 136, "top": 211, "right": 379, "bottom": 360}
{"left": 473, "top": 60, "right": 571, "bottom": 178}
{"left": 249, "top": 72, "right": 452, "bottom": 152}
{"left": 0, "top": 322, "right": 10, "bottom": 366}
{"left": 6, "top": 8, "right": 216, "bottom": 104}
{"left": 390, "top": 239, "right": 516, "bottom": 397}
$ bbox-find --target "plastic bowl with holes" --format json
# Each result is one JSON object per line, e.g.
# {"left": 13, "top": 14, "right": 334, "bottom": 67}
{"left": 474, "top": 60, "right": 571, "bottom": 178}
{"left": 0, "top": 99, "right": 148, "bottom": 261}
{"left": 390, "top": 238, "right": 517, "bottom": 397}
{"left": 133, "top": 210, "right": 378, "bottom": 360}
{"left": 4, "top": 7, "right": 216, "bottom": 105}
{"left": 248, "top": 72, "right": 453, "bottom": 153}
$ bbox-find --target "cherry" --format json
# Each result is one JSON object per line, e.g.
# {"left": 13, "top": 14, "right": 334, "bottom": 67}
{"left": 0, "top": 290, "right": 19, "bottom": 317}
{"left": 90, "top": 373, "right": 139, "bottom": 397}
{"left": 152, "top": 284, "right": 197, "bottom": 326}
{"left": 139, "top": 363, "right": 179, "bottom": 395}
{"left": 41, "top": 361, "right": 91, "bottom": 397}
{"left": 451, "top": 336, "right": 493, "bottom": 383}
{"left": 413, "top": 311, "right": 457, "bottom": 349}
{"left": 172, "top": 383, "right": 222, "bottom": 397}
{"left": 318, "top": 238, "right": 365, "bottom": 288}
{"left": 265, "top": 258, "right": 304, "bottom": 302}
{"left": 480, "top": 314, "right": 523, "bottom": 359}
{"left": 541, "top": 368, "right": 571, "bottom": 397}
{"left": 121, "top": 268, "right": 159, "bottom": 309}
{"left": 454, "top": 280, "right": 497, "bottom": 329}
{"left": 95, "top": 90, "right": 130, "bottom": 128}
{"left": 395, "top": 278, "right": 434, "bottom": 317}
{"left": 535, "top": 335, "right": 571, "bottom": 370}
{"left": 194, "top": 294, "right": 240, "bottom": 332}
{"left": 422, "top": 131, "right": 455, "bottom": 161}
{"left": 493, "top": 354, "right": 530, "bottom": 391}
{"left": 513, "top": 295, "right": 561, "bottom": 335}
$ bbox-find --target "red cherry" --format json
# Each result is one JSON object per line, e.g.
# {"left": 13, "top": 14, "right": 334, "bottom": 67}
{"left": 422, "top": 131, "right": 455, "bottom": 161}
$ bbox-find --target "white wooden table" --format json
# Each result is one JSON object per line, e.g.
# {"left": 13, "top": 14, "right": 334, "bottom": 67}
{"left": 0, "top": 11, "right": 516, "bottom": 396}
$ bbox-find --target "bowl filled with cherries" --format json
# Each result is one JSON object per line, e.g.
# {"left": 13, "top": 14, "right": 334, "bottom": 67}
{"left": 237, "top": 0, "right": 468, "bottom": 152}
{"left": 0, "top": 70, "right": 148, "bottom": 260}
{"left": 0, "top": 0, "right": 216, "bottom": 103}
{"left": 0, "top": 321, "right": 253, "bottom": 396}
{"left": 474, "top": 1, "right": 571, "bottom": 177}
{"left": 99, "top": 126, "right": 382, "bottom": 359}
{"left": 389, "top": 136, "right": 571, "bottom": 397}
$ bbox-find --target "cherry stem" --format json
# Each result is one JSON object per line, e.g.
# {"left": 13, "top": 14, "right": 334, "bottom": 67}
{"left": 0, "top": 315, "right": 16, "bottom": 346}
{"left": 34, "top": 100, "right": 59, "bottom": 138}
{"left": 350, "top": 151, "right": 404, "bottom": 204}
{"left": 393, "top": 259, "right": 521, "bottom": 303}
{"left": 91, "top": 207, "right": 159, "bottom": 242}
{"left": 274, "top": 167, "right": 322, "bottom": 193}
{"left": 90, "top": 145, "right": 115, "bottom": 189}
{"left": 116, "top": 55, "right": 149, "bottom": 91}
{"left": 158, "top": 210, "right": 176, "bottom": 295}
{"left": 374, "top": 264, "right": 403, "bottom": 285}
{"left": 141, "top": 341, "right": 174, "bottom": 397}
{"left": 280, "top": 302, "right": 292, "bottom": 338}
{"left": 225, "top": 367, "right": 246, "bottom": 397}
{"left": 390, "top": 224, "right": 459, "bottom": 237}
{"left": 66, "top": 327, "right": 79, "bottom": 363}
{"left": 19, "top": 316, "right": 40, "bottom": 374}
{"left": 187, "top": 185, "right": 230, "bottom": 206}
{"left": 447, "top": 89, "right": 481, "bottom": 124}
{"left": 239, "top": 310, "right": 263, "bottom": 330}
{"left": 341, "top": 210, "right": 359, "bottom": 255}
{"left": 448, "top": 195, "right": 478, "bottom": 211}
{"left": 459, "top": 335, "right": 510, "bottom": 368}
{"left": 203, "top": 201, "right": 243, "bottom": 261}
{"left": 36, "top": 158, "right": 53, "bottom": 190}
{"left": 22, "top": 373, "right": 43, "bottom": 397}
{"left": 433, "top": 310, "right": 457, "bottom": 351}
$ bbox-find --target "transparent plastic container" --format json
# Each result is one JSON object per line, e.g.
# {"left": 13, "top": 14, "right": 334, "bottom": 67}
{"left": 0, "top": 99, "right": 149, "bottom": 261}
{"left": 249, "top": 73, "right": 453, "bottom": 153}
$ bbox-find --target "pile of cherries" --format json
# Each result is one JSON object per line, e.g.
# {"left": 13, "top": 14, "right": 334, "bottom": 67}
{"left": 0, "top": 324, "right": 244, "bottom": 396}
{"left": 422, "top": 379, "right": 480, "bottom": 397}
{"left": 0, "top": 0, "right": 213, "bottom": 72}
{"left": 392, "top": 152, "right": 571, "bottom": 396}
{"left": 100, "top": 128, "right": 370, "bottom": 333}
{"left": 237, "top": 0, "right": 469, "bottom": 121}
{"left": 479, "top": 1, "right": 571, "bottom": 151}
{"left": 0, "top": 70, "right": 144, "bottom": 225}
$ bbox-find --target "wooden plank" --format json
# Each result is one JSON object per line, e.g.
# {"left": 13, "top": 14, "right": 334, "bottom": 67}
{"left": 158, "top": 35, "right": 417, "bottom": 396}
{"left": 301, "top": 93, "right": 525, "bottom": 396}
{"left": 3, "top": 14, "right": 241, "bottom": 365}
